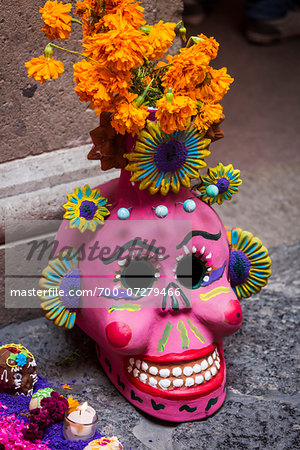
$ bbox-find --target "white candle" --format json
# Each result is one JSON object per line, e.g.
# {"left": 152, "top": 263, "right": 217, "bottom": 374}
{"left": 63, "top": 402, "right": 98, "bottom": 441}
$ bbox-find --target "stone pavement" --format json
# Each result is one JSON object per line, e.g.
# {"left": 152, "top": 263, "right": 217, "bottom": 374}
{"left": 0, "top": 242, "right": 299, "bottom": 449}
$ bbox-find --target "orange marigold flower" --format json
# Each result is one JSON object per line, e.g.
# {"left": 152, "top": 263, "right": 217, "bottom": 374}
{"left": 83, "top": 19, "right": 150, "bottom": 71}
{"left": 25, "top": 55, "right": 64, "bottom": 84}
{"left": 162, "top": 45, "right": 209, "bottom": 93}
{"left": 73, "top": 59, "right": 131, "bottom": 111}
{"left": 76, "top": 0, "right": 105, "bottom": 36}
{"left": 193, "top": 33, "right": 219, "bottom": 61}
{"left": 40, "top": 0, "right": 72, "bottom": 40}
{"left": 104, "top": 0, "right": 146, "bottom": 29}
{"left": 68, "top": 396, "right": 80, "bottom": 412}
{"left": 156, "top": 93, "right": 198, "bottom": 134}
{"left": 76, "top": 0, "right": 102, "bottom": 16}
{"left": 111, "top": 93, "right": 149, "bottom": 136}
{"left": 197, "top": 67, "right": 234, "bottom": 103}
{"left": 145, "top": 21, "right": 176, "bottom": 61}
{"left": 194, "top": 102, "right": 223, "bottom": 133}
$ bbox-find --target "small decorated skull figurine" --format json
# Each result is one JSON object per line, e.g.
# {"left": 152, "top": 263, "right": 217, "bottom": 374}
{"left": 39, "top": 116, "right": 271, "bottom": 422}
{"left": 0, "top": 344, "right": 37, "bottom": 396}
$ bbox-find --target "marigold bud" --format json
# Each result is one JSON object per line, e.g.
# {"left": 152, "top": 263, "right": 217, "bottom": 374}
{"left": 166, "top": 88, "right": 173, "bottom": 104}
{"left": 179, "top": 25, "right": 187, "bottom": 42}
{"left": 44, "top": 43, "right": 53, "bottom": 59}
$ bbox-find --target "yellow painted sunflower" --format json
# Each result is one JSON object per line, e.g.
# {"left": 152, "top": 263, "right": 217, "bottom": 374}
{"left": 40, "top": 0, "right": 72, "bottom": 40}
{"left": 228, "top": 227, "right": 272, "bottom": 299}
{"left": 124, "top": 120, "right": 211, "bottom": 195}
{"left": 63, "top": 184, "right": 110, "bottom": 232}
{"left": 198, "top": 163, "right": 242, "bottom": 205}
{"left": 39, "top": 249, "right": 80, "bottom": 329}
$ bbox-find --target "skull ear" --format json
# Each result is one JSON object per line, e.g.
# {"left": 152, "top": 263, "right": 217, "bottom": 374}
{"left": 227, "top": 227, "right": 272, "bottom": 300}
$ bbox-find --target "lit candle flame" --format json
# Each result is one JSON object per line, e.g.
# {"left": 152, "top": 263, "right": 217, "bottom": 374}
{"left": 79, "top": 401, "right": 88, "bottom": 415}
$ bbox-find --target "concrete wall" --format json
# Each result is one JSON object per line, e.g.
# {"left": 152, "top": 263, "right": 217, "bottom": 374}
{"left": 1, "top": 0, "right": 183, "bottom": 164}
{"left": 0, "top": 0, "right": 183, "bottom": 324}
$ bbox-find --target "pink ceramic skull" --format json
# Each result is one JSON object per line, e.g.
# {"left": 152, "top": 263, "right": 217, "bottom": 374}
{"left": 55, "top": 169, "right": 243, "bottom": 422}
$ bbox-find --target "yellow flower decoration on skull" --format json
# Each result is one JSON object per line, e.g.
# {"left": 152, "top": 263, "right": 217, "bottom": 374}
{"left": 63, "top": 184, "right": 110, "bottom": 232}
{"left": 199, "top": 163, "right": 242, "bottom": 204}
{"left": 124, "top": 120, "right": 211, "bottom": 196}
{"left": 228, "top": 228, "right": 272, "bottom": 299}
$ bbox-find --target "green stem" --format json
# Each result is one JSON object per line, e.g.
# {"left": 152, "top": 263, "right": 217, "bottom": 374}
{"left": 49, "top": 43, "right": 98, "bottom": 64}
{"left": 71, "top": 18, "right": 83, "bottom": 25}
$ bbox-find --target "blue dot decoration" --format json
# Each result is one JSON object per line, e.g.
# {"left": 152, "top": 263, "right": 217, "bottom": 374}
{"left": 183, "top": 199, "right": 196, "bottom": 213}
{"left": 206, "top": 184, "right": 219, "bottom": 198}
{"left": 155, "top": 205, "right": 168, "bottom": 218}
{"left": 117, "top": 208, "right": 131, "bottom": 220}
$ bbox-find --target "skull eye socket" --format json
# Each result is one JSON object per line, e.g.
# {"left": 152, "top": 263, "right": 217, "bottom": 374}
{"left": 14, "top": 373, "right": 22, "bottom": 381}
{"left": 176, "top": 254, "right": 208, "bottom": 289}
{"left": 121, "top": 258, "right": 156, "bottom": 290}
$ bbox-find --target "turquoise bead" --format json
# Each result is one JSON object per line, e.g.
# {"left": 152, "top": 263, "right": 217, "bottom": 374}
{"left": 117, "top": 208, "right": 130, "bottom": 220}
{"left": 183, "top": 199, "right": 196, "bottom": 213}
{"left": 206, "top": 184, "right": 219, "bottom": 197}
{"left": 155, "top": 205, "right": 168, "bottom": 218}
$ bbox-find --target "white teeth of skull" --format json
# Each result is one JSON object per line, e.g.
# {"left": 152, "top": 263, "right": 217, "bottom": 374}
{"left": 128, "top": 347, "right": 220, "bottom": 390}
{"left": 192, "top": 246, "right": 197, "bottom": 253}
{"left": 173, "top": 264, "right": 177, "bottom": 273}
{"left": 176, "top": 254, "right": 184, "bottom": 261}
{"left": 136, "top": 360, "right": 141, "bottom": 369}
{"left": 203, "top": 276, "right": 210, "bottom": 282}
{"left": 172, "top": 367, "right": 182, "bottom": 377}
{"left": 206, "top": 253, "right": 212, "bottom": 259}
{"left": 185, "top": 377, "right": 195, "bottom": 387}
{"left": 183, "top": 366, "right": 193, "bottom": 376}
{"left": 149, "top": 377, "right": 157, "bottom": 386}
{"left": 149, "top": 366, "right": 158, "bottom": 376}
{"left": 201, "top": 360, "right": 208, "bottom": 371}
{"left": 159, "top": 379, "right": 171, "bottom": 389}
{"left": 154, "top": 272, "right": 160, "bottom": 278}
{"left": 118, "top": 259, "right": 127, "bottom": 266}
{"left": 159, "top": 369, "right": 170, "bottom": 378}
{"left": 115, "top": 274, "right": 121, "bottom": 279}
{"left": 141, "top": 362, "right": 148, "bottom": 372}
{"left": 139, "top": 373, "right": 147, "bottom": 383}
{"left": 195, "top": 375, "right": 204, "bottom": 385}
{"left": 193, "top": 364, "right": 201, "bottom": 373}
{"left": 183, "top": 245, "right": 190, "bottom": 255}
{"left": 205, "top": 371, "right": 212, "bottom": 381}
{"left": 207, "top": 267, "right": 212, "bottom": 272}
{"left": 211, "top": 367, "right": 217, "bottom": 376}
{"left": 200, "top": 246, "right": 205, "bottom": 254}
